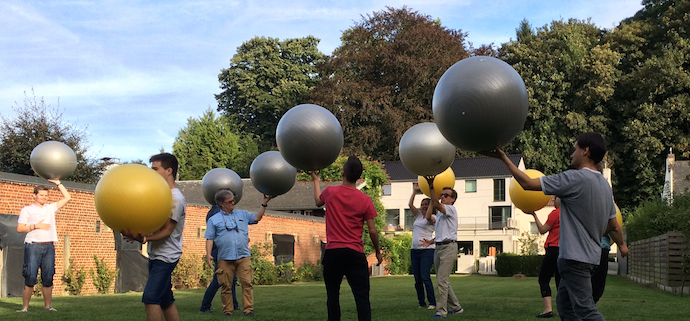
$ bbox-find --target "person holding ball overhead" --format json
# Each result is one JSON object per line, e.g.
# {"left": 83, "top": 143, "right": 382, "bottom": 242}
{"left": 16, "top": 179, "right": 71, "bottom": 313}
{"left": 408, "top": 183, "right": 437, "bottom": 310}
{"left": 311, "top": 156, "right": 383, "bottom": 321}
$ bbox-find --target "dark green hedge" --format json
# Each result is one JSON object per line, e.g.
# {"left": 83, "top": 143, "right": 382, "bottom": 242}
{"left": 495, "top": 253, "right": 543, "bottom": 277}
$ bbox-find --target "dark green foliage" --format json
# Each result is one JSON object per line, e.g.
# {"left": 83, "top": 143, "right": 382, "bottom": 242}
{"left": 495, "top": 253, "right": 543, "bottom": 277}
{"left": 250, "top": 242, "right": 324, "bottom": 285}
{"left": 295, "top": 260, "right": 323, "bottom": 282}
{"left": 379, "top": 232, "right": 413, "bottom": 275}
{"left": 62, "top": 258, "right": 87, "bottom": 295}
{"left": 626, "top": 192, "right": 690, "bottom": 243}
{"left": 90, "top": 255, "right": 118, "bottom": 294}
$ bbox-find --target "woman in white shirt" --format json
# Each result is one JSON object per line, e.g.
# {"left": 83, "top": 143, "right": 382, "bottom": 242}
{"left": 409, "top": 183, "right": 437, "bottom": 309}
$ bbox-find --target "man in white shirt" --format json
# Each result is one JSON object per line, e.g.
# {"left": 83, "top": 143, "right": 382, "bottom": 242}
{"left": 16, "top": 179, "right": 72, "bottom": 313}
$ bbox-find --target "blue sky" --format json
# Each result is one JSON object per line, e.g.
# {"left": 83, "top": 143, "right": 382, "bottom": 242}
{"left": 0, "top": 0, "right": 644, "bottom": 163}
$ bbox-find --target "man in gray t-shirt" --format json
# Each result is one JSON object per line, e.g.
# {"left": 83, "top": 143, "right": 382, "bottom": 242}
{"left": 484, "top": 132, "right": 628, "bottom": 321}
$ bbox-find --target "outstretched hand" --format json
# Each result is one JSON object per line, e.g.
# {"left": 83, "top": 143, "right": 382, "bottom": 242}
{"left": 47, "top": 179, "right": 61, "bottom": 186}
{"left": 479, "top": 148, "right": 506, "bottom": 159}
{"left": 308, "top": 171, "right": 320, "bottom": 181}
{"left": 121, "top": 229, "right": 145, "bottom": 244}
{"left": 262, "top": 194, "right": 274, "bottom": 204}
{"left": 424, "top": 175, "right": 435, "bottom": 186}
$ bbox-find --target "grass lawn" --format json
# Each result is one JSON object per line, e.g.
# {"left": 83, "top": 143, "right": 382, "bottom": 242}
{"left": 1, "top": 275, "right": 687, "bottom": 320}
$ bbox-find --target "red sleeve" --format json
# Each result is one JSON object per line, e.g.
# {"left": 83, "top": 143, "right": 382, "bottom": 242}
{"left": 320, "top": 186, "right": 330, "bottom": 204}
{"left": 545, "top": 209, "right": 559, "bottom": 227}
{"left": 364, "top": 199, "right": 378, "bottom": 220}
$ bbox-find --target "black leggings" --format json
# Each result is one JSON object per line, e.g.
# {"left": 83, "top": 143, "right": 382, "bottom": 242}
{"left": 539, "top": 246, "right": 560, "bottom": 298}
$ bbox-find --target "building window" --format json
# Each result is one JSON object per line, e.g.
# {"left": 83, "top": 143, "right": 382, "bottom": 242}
{"left": 385, "top": 209, "right": 399, "bottom": 230}
{"left": 383, "top": 184, "right": 392, "bottom": 196}
{"left": 273, "top": 234, "right": 295, "bottom": 264}
{"left": 489, "top": 206, "right": 511, "bottom": 230}
{"left": 95, "top": 220, "right": 101, "bottom": 233}
{"left": 531, "top": 222, "right": 539, "bottom": 235}
{"left": 480, "top": 241, "right": 503, "bottom": 257}
{"left": 457, "top": 241, "right": 473, "bottom": 255}
{"left": 465, "top": 180, "right": 477, "bottom": 193}
{"left": 494, "top": 178, "right": 505, "bottom": 201}
{"left": 404, "top": 209, "right": 415, "bottom": 231}
{"left": 198, "top": 227, "right": 206, "bottom": 238}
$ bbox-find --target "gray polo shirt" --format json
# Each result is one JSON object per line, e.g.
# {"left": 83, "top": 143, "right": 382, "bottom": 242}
{"left": 540, "top": 168, "right": 616, "bottom": 265}
{"left": 148, "top": 188, "right": 186, "bottom": 263}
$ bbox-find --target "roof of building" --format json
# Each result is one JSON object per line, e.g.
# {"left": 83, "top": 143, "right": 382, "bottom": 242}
{"left": 673, "top": 159, "right": 690, "bottom": 194}
{"left": 383, "top": 154, "right": 523, "bottom": 181}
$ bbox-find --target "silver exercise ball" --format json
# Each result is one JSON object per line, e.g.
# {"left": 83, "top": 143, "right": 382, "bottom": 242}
{"left": 276, "top": 104, "right": 344, "bottom": 171}
{"left": 250, "top": 151, "right": 297, "bottom": 196}
{"left": 201, "top": 168, "right": 243, "bottom": 205}
{"left": 30, "top": 141, "right": 78, "bottom": 179}
{"left": 432, "top": 56, "right": 529, "bottom": 152}
{"left": 399, "top": 122, "right": 456, "bottom": 176}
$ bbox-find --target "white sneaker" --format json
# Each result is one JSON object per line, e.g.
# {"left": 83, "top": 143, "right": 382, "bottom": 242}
{"left": 428, "top": 305, "right": 436, "bottom": 310}
{"left": 46, "top": 306, "right": 57, "bottom": 312}
{"left": 17, "top": 308, "right": 28, "bottom": 313}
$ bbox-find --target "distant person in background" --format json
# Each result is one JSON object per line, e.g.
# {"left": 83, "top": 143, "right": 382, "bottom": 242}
{"left": 16, "top": 179, "right": 71, "bottom": 313}
{"left": 408, "top": 183, "right": 437, "bottom": 310}
{"left": 199, "top": 203, "right": 239, "bottom": 313}
{"left": 528, "top": 197, "right": 561, "bottom": 319}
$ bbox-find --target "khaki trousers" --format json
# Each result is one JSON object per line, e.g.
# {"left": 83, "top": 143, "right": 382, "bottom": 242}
{"left": 217, "top": 257, "right": 253, "bottom": 314}
{"left": 434, "top": 243, "right": 461, "bottom": 316}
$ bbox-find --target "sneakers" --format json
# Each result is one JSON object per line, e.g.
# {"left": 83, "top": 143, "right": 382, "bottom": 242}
{"left": 17, "top": 308, "right": 28, "bottom": 313}
{"left": 46, "top": 306, "right": 57, "bottom": 312}
{"left": 432, "top": 314, "right": 445, "bottom": 318}
{"left": 428, "top": 305, "right": 436, "bottom": 310}
{"left": 199, "top": 309, "right": 212, "bottom": 314}
{"left": 537, "top": 311, "right": 554, "bottom": 318}
{"left": 449, "top": 308, "right": 463, "bottom": 315}
{"left": 245, "top": 311, "right": 255, "bottom": 317}
{"left": 223, "top": 312, "right": 232, "bottom": 316}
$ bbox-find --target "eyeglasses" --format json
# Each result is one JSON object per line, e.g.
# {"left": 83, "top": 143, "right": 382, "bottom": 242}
{"left": 440, "top": 193, "right": 451, "bottom": 198}
{"left": 221, "top": 199, "right": 235, "bottom": 205}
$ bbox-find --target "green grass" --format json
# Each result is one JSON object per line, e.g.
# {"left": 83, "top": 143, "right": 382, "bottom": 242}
{"left": 1, "top": 275, "right": 687, "bottom": 320}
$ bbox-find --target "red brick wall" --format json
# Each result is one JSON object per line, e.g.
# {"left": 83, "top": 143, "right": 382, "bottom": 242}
{"left": 1, "top": 179, "right": 325, "bottom": 296}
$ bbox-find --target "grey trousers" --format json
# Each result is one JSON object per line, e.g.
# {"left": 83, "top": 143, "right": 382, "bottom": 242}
{"left": 434, "top": 243, "right": 461, "bottom": 316}
{"left": 557, "top": 258, "right": 606, "bottom": 321}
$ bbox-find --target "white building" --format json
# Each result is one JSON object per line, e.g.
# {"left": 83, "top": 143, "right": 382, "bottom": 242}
{"left": 381, "top": 155, "right": 556, "bottom": 273}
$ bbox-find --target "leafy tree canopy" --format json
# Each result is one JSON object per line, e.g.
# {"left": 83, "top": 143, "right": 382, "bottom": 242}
{"left": 0, "top": 90, "right": 107, "bottom": 184}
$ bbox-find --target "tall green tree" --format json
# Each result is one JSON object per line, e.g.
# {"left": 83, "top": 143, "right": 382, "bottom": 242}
{"left": 216, "top": 36, "right": 324, "bottom": 151}
{"left": 605, "top": 0, "right": 690, "bottom": 208}
{"left": 310, "top": 6, "right": 471, "bottom": 161}
{"left": 0, "top": 90, "right": 107, "bottom": 184}
{"left": 499, "top": 19, "right": 622, "bottom": 176}
{"left": 173, "top": 109, "right": 259, "bottom": 179}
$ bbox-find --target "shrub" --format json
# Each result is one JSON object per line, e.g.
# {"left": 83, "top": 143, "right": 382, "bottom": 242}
{"left": 495, "top": 253, "right": 542, "bottom": 277}
{"left": 276, "top": 261, "right": 296, "bottom": 284}
{"left": 171, "top": 249, "right": 203, "bottom": 289}
{"left": 251, "top": 242, "right": 278, "bottom": 285}
{"left": 90, "top": 255, "right": 118, "bottom": 294}
{"left": 518, "top": 232, "right": 540, "bottom": 255}
{"left": 199, "top": 257, "right": 215, "bottom": 287}
{"left": 295, "top": 260, "right": 323, "bottom": 282}
{"left": 380, "top": 232, "right": 413, "bottom": 275}
{"left": 62, "top": 258, "right": 86, "bottom": 295}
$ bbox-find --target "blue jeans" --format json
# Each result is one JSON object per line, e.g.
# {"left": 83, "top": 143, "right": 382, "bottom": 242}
{"left": 22, "top": 243, "right": 55, "bottom": 287}
{"left": 556, "top": 258, "right": 605, "bottom": 321}
{"left": 200, "top": 259, "right": 238, "bottom": 311}
{"left": 142, "top": 259, "right": 178, "bottom": 308}
{"left": 411, "top": 249, "right": 436, "bottom": 307}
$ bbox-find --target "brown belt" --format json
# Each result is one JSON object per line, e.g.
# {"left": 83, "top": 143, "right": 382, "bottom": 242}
{"left": 33, "top": 242, "right": 54, "bottom": 245}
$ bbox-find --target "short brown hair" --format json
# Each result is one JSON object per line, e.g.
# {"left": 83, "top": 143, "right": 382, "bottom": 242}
{"left": 443, "top": 187, "right": 458, "bottom": 204}
{"left": 34, "top": 186, "right": 50, "bottom": 194}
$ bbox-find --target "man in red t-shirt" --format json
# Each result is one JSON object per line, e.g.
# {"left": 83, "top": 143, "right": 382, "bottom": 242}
{"left": 310, "top": 156, "right": 383, "bottom": 321}
{"left": 530, "top": 197, "right": 561, "bottom": 318}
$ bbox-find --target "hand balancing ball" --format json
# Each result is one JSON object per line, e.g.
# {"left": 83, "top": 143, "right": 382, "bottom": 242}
{"left": 417, "top": 167, "right": 456, "bottom": 198}
{"left": 30, "top": 141, "right": 78, "bottom": 179}
{"left": 399, "top": 122, "right": 456, "bottom": 176}
{"left": 201, "top": 168, "right": 243, "bottom": 205}
{"left": 276, "top": 104, "right": 344, "bottom": 171}
{"left": 95, "top": 164, "right": 172, "bottom": 234}
{"left": 432, "top": 56, "right": 529, "bottom": 152}
{"left": 250, "top": 151, "right": 297, "bottom": 196}
{"left": 509, "top": 169, "right": 551, "bottom": 212}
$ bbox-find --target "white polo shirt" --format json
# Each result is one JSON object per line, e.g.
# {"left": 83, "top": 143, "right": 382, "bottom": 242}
{"left": 434, "top": 204, "right": 458, "bottom": 243}
{"left": 17, "top": 203, "right": 59, "bottom": 243}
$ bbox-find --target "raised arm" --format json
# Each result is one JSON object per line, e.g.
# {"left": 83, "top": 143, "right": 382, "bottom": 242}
{"left": 426, "top": 176, "right": 446, "bottom": 214}
{"left": 48, "top": 179, "right": 72, "bottom": 209}
{"left": 424, "top": 199, "right": 436, "bottom": 224}
{"left": 408, "top": 183, "right": 419, "bottom": 216}
{"left": 253, "top": 195, "right": 273, "bottom": 222}
{"left": 529, "top": 212, "right": 552, "bottom": 234}
{"left": 310, "top": 172, "right": 324, "bottom": 207}
{"left": 481, "top": 148, "right": 541, "bottom": 191}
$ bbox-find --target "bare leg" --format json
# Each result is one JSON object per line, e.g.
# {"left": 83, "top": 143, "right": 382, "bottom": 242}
{"left": 162, "top": 303, "right": 180, "bottom": 321}
{"left": 22, "top": 286, "right": 33, "bottom": 309}
{"left": 41, "top": 286, "right": 53, "bottom": 308}
{"left": 542, "top": 296, "right": 553, "bottom": 314}
{"left": 145, "top": 303, "right": 163, "bottom": 321}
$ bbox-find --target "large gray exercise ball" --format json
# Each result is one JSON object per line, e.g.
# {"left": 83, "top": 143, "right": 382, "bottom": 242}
{"left": 201, "top": 168, "right": 243, "bottom": 205}
{"left": 30, "top": 141, "right": 78, "bottom": 179}
{"left": 276, "top": 104, "right": 344, "bottom": 171}
{"left": 250, "top": 151, "right": 297, "bottom": 196}
{"left": 432, "top": 56, "right": 529, "bottom": 152}
{"left": 399, "top": 122, "right": 456, "bottom": 176}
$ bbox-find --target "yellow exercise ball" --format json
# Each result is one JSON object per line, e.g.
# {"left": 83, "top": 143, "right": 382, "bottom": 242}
{"left": 95, "top": 164, "right": 172, "bottom": 235}
{"left": 509, "top": 169, "right": 551, "bottom": 212}
{"left": 418, "top": 167, "right": 456, "bottom": 198}
{"left": 615, "top": 203, "right": 623, "bottom": 228}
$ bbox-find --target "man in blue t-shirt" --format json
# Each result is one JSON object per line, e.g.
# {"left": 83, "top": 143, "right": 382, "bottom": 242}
{"left": 204, "top": 189, "right": 271, "bottom": 317}
{"left": 484, "top": 132, "right": 628, "bottom": 320}
{"left": 199, "top": 205, "right": 239, "bottom": 313}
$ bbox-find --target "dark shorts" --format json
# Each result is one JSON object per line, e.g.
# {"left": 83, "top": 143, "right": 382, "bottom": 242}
{"left": 142, "top": 259, "right": 179, "bottom": 308}
{"left": 22, "top": 243, "right": 55, "bottom": 287}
